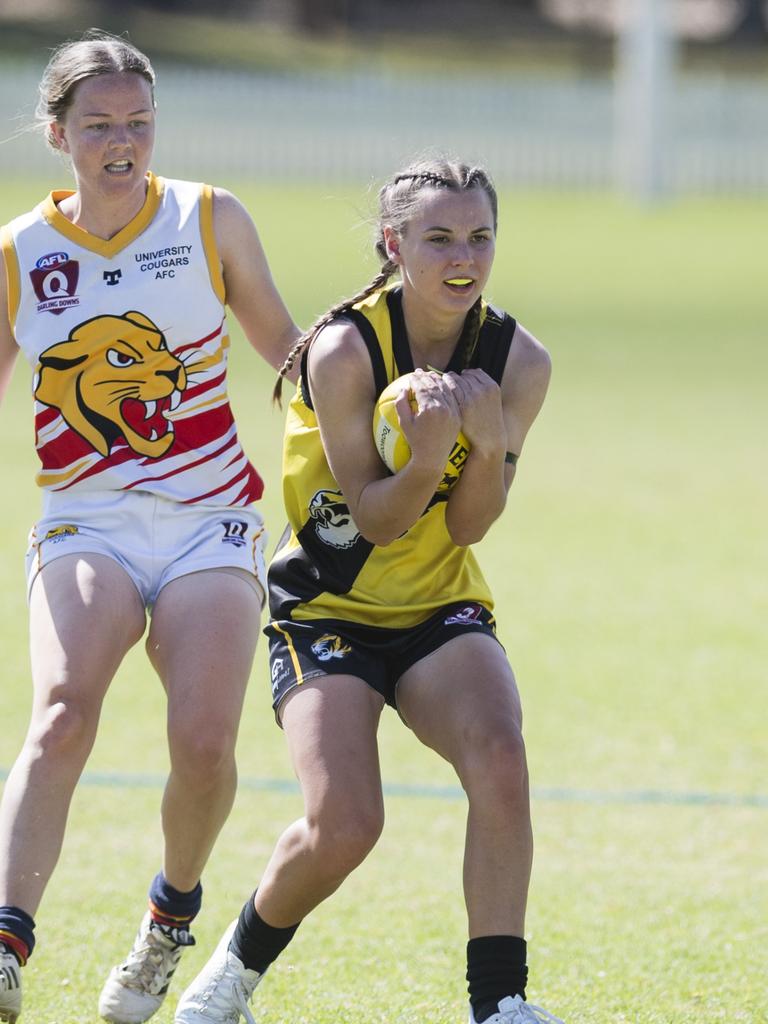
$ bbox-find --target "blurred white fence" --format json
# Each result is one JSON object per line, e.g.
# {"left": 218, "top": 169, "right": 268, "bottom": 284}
{"left": 2, "top": 58, "right": 767, "bottom": 193}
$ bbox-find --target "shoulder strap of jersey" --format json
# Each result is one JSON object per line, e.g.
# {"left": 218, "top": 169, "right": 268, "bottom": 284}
{"left": 0, "top": 224, "right": 21, "bottom": 336}
{"left": 385, "top": 287, "right": 414, "bottom": 376}
{"left": 299, "top": 308, "right": 389, "bottom": 412}
{"left": 473, "top": 305, "right": 517, "bottom": 384}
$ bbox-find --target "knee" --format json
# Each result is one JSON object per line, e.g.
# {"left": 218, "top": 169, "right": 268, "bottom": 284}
{"left": 459, "top": 722, "right": 530, "bottom": 808}
{"left": 308, "top": 803, "right": 384, "bottom": 878}
{"left": 27, "top": 698, "right": 98, "bottom": 764}
{"left": 168, "top": 719, "right": 237, "bottom": 784}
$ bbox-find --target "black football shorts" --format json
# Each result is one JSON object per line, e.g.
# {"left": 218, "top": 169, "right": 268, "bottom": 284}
{"left": 265, "top": 600, "right": 501, "bottom": 722}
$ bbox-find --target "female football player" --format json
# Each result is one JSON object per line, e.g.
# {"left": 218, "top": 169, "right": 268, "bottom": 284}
{"left": 175, "top": 157, "right": 563, "bottom": 1024}
{"left": 0, "top": 29, "right": 298, "bottom": 1024}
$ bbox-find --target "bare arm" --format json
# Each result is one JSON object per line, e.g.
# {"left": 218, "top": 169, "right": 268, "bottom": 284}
{"left": 444, "top": 323, "right": 551, "bottom": 546}
{"left": 213, "top": 188, "right": 300, "bottom": 375}
{"left": 0, "top": 247, "right": 19, "bottom": 406}
{"left": 308, "top": 326, "right": 460, "bottom": 547}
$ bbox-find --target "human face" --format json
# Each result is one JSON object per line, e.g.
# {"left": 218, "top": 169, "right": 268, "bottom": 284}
{"left": 384, "top": 187, "right": 496, "bottom": 319}
{"left": 50, "top": 71, "right": 155, "bottom": 203}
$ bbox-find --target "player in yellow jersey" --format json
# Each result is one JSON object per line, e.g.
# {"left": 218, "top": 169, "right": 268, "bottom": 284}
{"left": 176, "top": 158, "right": 563, "bottom": 1024}
{"left": 0, "top": 30, "right": 299, "bottom": 1024}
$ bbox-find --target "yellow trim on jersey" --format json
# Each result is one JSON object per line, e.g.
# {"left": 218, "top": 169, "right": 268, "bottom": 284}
{"left": 200, "top": 184, "right": 226, "bottom": 305}
{"left": 272, "top": 621, "right": 306, "bottom": 686}
{"left": 34, "top": 454, "right": 98, "bottom": 488}
{"left": 0, "top": 224, "right": 21, "bottom": 337}
{"left": 40, "top": 172, "right": 164, "bottom": 259}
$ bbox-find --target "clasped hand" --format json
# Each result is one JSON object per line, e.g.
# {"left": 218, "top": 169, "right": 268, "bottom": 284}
{"left": 396, "top": 368, "right": 503, "bottom": 471}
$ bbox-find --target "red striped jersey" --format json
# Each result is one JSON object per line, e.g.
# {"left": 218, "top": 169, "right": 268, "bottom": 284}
{"left": 1, "top": 174, "right": 263, "bottom": 506}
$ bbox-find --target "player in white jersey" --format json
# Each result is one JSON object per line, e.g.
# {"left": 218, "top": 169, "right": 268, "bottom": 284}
{"left": 0, "top": 30, "right": 298, "bottom": 1024}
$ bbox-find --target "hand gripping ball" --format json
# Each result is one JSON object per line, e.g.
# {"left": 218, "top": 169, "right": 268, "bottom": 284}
{"left": 372, "top": 373, "right": 471, "bottom": 494}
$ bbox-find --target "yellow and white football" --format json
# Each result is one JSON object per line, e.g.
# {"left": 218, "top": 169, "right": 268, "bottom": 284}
{"left": 372, "top": 373, "right": 471, "bottom": 493}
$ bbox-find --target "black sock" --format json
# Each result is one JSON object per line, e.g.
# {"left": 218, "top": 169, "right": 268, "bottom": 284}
{"left": 229, "top": 892, "right": 300, "bottom": 974}
{"left": 467, "top": 935, "right": 528, "bottom": 1022}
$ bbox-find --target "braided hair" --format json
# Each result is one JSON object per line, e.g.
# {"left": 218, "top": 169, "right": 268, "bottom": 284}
{"left": 272, "top": 156, "right": 498, "bottom": 404}
{"left": 272, "top": 260, "right": 398, "bottom": 404}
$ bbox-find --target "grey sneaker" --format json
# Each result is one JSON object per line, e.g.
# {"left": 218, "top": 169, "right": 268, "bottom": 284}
{"left": 0, "top": 945, "right": 22, "bottom": 1024}
{"left": 469, "top": 995, "right": 565, "bottom": 1024}
{"left": 174, "top": 920, "right": 264, "bottom": 1024}
{"left": 99, "top": 911, "right": 195, "bottom": 1023}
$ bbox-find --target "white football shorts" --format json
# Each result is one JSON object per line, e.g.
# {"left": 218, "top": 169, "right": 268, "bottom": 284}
{"left": 25, "top": 488, "right": 267, "bottom": 609}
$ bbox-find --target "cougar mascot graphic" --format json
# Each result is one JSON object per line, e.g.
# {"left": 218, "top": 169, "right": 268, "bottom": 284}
{"left": 35, "top": 311, "right": 187, "bottom": 458}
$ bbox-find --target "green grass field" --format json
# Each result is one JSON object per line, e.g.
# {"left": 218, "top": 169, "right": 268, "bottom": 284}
{"left": 1, "top": 177, "right": 766, "bottom": 1024}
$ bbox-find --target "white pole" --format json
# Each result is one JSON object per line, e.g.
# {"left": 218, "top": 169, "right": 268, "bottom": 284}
{"left": 614, "top": 0, "right": 677, "bottom": 201}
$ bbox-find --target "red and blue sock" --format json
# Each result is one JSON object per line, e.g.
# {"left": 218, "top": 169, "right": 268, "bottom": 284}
{"left": 0, "top": 906, "right": 36, "bottom": 966}
{"left": 148, "top": 872, "right": 202, "bottom": 931}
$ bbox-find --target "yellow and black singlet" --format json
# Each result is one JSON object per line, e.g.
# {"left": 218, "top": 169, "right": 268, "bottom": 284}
{"left": 267, "top": 286, "right": 517, "bottom": 630}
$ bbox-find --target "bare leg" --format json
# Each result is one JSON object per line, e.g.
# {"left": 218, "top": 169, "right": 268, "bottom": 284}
{"left": 172, "top": 681, "right": 384, "bottom": 1024}
{"left": 254, "top": 677, "right": 386, "bottom": 927}
{"left": 147, "top": 570, "right": 261, "bottom": 892}
{"left": 0, "top": 555, "right": 145, "bottom": 914}
{"left": 397, "top": 634, "right": 532, "bottom": 938}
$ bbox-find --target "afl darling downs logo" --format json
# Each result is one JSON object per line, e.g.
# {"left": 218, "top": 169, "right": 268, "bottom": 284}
{"left": 311, "top": 634, "right": 352, "bottom": 662}
{"left": 308, "top": 489, "right": 360, "bottom": 549}
{"left": 30, "top": 252, "right": 80, "bottom": 315}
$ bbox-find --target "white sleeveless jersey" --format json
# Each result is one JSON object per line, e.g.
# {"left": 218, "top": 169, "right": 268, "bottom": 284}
{"left": 1, "top": 174, "right": 263, "bottom": 505}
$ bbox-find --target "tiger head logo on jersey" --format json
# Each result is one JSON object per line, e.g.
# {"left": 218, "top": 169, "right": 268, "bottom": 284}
{"left": 310, "top": 634, "right": 352, "bottom": 662}
{"left": 34, "top": 311, "right": 187, "bottom": 458}
{"left": 308, "top": 489, "right": 361, "bottom": 549}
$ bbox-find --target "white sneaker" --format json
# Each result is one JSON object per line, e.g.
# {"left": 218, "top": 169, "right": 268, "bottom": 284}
{"left": 99, "top": 911, "right": 195, "bottom": 1023}
{"left": 469, "top": 994, "right": 565, "bottom": 1024}
{"left": 174, "top": 920, "right": 264, "bottom": 1024}
{"left": 0, "top": 945, "right": 22, "bottom": 1024}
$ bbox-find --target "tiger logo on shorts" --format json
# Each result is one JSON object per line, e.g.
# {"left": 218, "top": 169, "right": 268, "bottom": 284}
{"left": 310, "top": 634, "right": 352, "bottom": 662}
{"left": 34, "top": 311, "right": 187, "bottom": 458}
